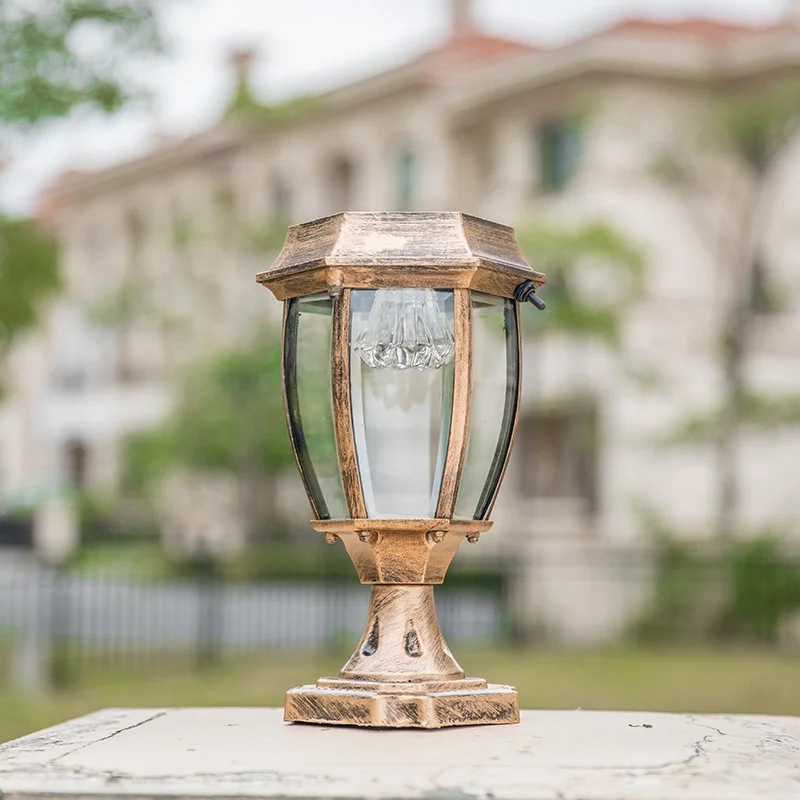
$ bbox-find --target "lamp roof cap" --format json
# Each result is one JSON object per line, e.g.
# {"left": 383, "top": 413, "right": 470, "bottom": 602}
{"left": 256, "top": 212, "right": 545, "bottom": 300}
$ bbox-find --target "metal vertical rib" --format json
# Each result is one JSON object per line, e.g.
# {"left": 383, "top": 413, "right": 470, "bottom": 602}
{"left": 331, "top": 289, "right": 367, "bottom": 518}
{"left": 435, "top": 288, "right": 473, "bottom": 519}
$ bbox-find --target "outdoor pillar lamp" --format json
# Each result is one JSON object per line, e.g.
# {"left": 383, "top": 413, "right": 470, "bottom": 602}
{"left": 257, "top": 212, "right": 545, "bottom": 728}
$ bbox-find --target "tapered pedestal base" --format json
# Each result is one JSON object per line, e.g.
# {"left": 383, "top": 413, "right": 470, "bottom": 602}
{"left": 285, "top": 678, "right": 519, "bottom": 728}
{"left": 283, "top": 584, "right": 519, "bottom": 728}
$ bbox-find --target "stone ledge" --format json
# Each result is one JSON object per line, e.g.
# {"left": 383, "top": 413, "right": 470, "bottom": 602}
{"left": 1, "top": 707, "right": 799, "bottom": 800}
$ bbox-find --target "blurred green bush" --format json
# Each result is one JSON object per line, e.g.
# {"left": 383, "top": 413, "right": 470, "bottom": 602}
{"left": 634, "top": 535, "right": 800, "bottom": 644}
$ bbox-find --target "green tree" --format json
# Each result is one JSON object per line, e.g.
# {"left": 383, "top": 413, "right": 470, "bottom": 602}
{"left": 516, "top": 220, "right": 644, "bottom": 343}
{"left": 124, "top": 330, "right": 295, "bottom": 537}
{"left": 0, "top": 0, "right": 166, "bottom": 376}
{"left": 0, "top": 214, "right": 58, "bottom": 387}
{"left": 0, "top": 0, "right": 162, "bottom": 125}
{"left": 655, "top": 76, "right": 800, "bottom": 543}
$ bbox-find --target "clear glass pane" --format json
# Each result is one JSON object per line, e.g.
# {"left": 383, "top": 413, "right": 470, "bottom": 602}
{"left": 350, "top": 289, "right": 454, "bottom": 518}
{"left": 454, "top": 293, "right": 519, "bottom": 520}
{"left": 284, "top": 294, "right": 348, "bottom": 519}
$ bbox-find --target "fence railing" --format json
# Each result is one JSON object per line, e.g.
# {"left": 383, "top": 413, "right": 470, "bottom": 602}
{"left": 0, "top": 569, "right": 504, "bottom": 688}
{"left": 3, "top": 538, "right": 800, "bottom": 691}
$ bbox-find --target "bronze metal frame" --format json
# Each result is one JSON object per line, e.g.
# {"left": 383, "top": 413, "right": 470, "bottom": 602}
{"left": 331, "top": 289, "right": 366, "bottom": 518}
{"left": 257, "top": 212, "right": 545, "bottom": 301}
{"left": 435, "top": 288, "right": 473, "bottom": 519}
{"left": 262, "top": 213, "right": 544, "bottom": 728}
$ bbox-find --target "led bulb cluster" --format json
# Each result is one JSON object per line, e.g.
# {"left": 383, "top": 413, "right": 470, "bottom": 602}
{"left": 354, "top": 289, "right": 455, "bottom": 370}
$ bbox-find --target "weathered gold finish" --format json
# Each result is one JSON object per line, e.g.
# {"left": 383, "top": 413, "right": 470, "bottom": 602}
{"left": 285, "top": 585, "right": 519, "bottom": 728}
{"left": 311, "top": 518, "right": 490, "bottom": 533}
{"left": 435, "top": 288, "right": 473, "bottom": 519}
{"left": 331, "top": 289, "right": 367, "bottom": 518}
{"left": 257, "top": 212, "right": 545, "bottom": 301}
{"left": 267, "top": 213, "right": 541, "bottom": 729}
{"left": 286, "top": 522, "right": 519, "bottom": 728}
{"left": 342, "top": 586, "right": 463, "bottom": 681}
{"left": 285, "top": 678, "right": 519, "bottom": 729}
{"left": 310, "top": 519, "right": 491, "bottom": 584}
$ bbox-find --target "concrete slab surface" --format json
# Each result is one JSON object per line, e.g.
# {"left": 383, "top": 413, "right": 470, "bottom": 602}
{"left": 0, "top": 707, "right": 799, "bottom": 800}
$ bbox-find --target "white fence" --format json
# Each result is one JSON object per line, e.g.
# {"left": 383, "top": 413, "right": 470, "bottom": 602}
{"left": 0, "top": 571, "right": 503, "bottom": 661}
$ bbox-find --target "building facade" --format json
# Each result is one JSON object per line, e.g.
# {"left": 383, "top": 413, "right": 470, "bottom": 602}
{"left": 3, "top": 2, "right": 800, "bottom": 579}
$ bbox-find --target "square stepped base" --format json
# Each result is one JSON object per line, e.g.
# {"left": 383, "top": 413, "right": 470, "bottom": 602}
{"left": 284, "top": 677, "right": 519, "bottom": 728}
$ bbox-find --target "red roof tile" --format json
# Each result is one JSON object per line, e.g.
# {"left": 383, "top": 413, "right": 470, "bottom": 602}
{"left": 598, "top": 17, "right": 779, "bottom": 42}
{"left": 417, "top": 31, "right": 536, "bottom": 77}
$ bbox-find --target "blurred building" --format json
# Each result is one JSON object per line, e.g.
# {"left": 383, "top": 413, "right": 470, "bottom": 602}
{"left": 3, "top": 0, "right": 800, "bottom": 592}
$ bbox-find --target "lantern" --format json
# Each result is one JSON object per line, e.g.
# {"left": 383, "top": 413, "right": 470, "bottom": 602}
{"left": 257, "top": 212, "right": 545, "bottom": 728}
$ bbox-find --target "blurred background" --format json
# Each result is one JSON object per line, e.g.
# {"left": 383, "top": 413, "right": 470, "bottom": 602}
{"left": 2, "top": 0, "right": 800, "bottom": 742}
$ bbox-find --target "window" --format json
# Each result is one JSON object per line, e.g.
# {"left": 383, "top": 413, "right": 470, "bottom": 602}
{"left": 538, "top": 119, "right": 581, "bottom": 192}
{"left": 477, "top": 132, "right": 494, "bottom": 187}
{"left": 171, "top": 200, "right": 194, "bottom": 254}
{"left": 84, "top": 227, "right": 107, "bottom": 268}
{"left": 64, "top": 440, "right": 89, "bottom": 489}
{"left": 270, "top": 177, "right": 292, "bottom": 222}
{"left": 750, "top": 260, "right": 782, "bottom": 315}
{"left": 213, "top": 184, "right": 237, "bottom": 221}
{"left": 329, "top": 156, "right": 356, "bottom": 211}
{"left": 212, "top": 183, "right": 238, "bottom": 246}
{"left": 516, "top": 405, "right": 598, "bottom": 512}
{"left": 53, "top": 305, "right": 110, "bottom": 390}
{"left": 0, "top": 516, "right": 33, "bottom": 549}
{"left": 126, "top": 210, "right": 145, "bottom": 263}
{"left": 396, "top": 146, "right": 417, "bottom": 211}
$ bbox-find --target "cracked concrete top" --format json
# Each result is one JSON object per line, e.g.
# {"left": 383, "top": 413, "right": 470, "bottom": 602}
{"left": 0, "top": 708, "right": 799, "bottom": 800}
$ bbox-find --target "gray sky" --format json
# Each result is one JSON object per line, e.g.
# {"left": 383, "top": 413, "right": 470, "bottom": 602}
{"left": 0, "top": 0, "right": 788, "bottom": 213}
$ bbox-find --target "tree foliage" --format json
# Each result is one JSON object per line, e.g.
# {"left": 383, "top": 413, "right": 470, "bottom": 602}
{"left": 0, "top": 0, "right": 163, "bottom": 125}
{"left": 516, "top": 220, "right": 644, "bottom": 343}
{"left": 659, "top": 392, "right": 800, "bottom": 445}
{"left": 654, "top": 75, "right": 800, "bottom": 542}
{"left": 123, "top": 331, "right": 293, "bottom": 493}
{"left": 0, "top": 214, "right": 58, "bottom": 360}
{"left": 634, "top": 535, "right": 800, "bottom": 644}
{"left": 0, "top": 0, "right": 166, "bottom": 376}
{"left": 711, "top": 79, "right": 800, "bottom": 176}
{"left": 226, "top": 90, "right": 320, "bottom": 130}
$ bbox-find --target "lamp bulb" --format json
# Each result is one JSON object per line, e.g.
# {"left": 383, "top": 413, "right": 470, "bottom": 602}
{"left": 354, "top": 289, "right": 455, "bottom": 370}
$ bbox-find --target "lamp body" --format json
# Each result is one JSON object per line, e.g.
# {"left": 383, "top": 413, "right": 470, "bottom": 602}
{"left": 258, "top": 213, "right": 545, "bottom": 728}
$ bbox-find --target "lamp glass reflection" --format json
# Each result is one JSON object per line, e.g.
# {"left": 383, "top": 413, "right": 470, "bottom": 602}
{"left": 454, "top": 293, "right": 519, "bottom": 520}
{"left": 284, "top": 293, "right": 348, "bottom": 519}
{"left": 350, "top": 289, "right": 455, "bottom": 519}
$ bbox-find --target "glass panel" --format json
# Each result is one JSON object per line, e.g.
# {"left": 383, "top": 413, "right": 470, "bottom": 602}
{"left": 284, "top": 294, "right": 348, "bottom": 519}
{"left": 454, "top": 293, "right": 520, "bottom": 520}
{"left": 350, "top": 289, "right": 454, "bottom": 519}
